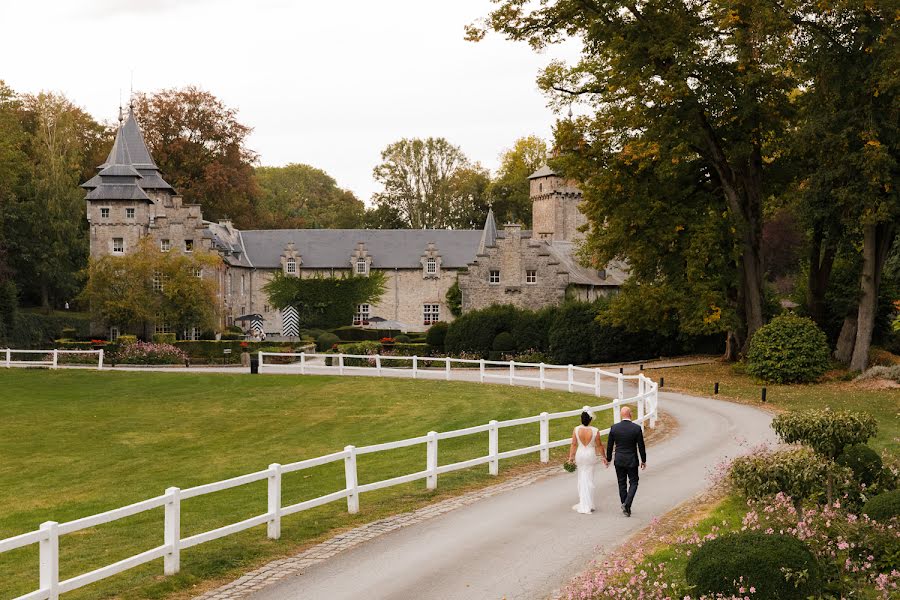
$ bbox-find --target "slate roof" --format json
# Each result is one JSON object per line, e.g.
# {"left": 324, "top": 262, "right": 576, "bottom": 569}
{"left": 238, "top": 228, "right": 485, "bottom": 269}
{"left": 83, "top": 118, "right": 151, "bottom": 202}
{"left": 82, "top": 105, "right": 173, "bottom": 192}
{"left": 528, "top": 165, "right": 557, "bottom": 179}
{"left": 547, "top": 242, "right": 629, "bottom": 286}
{"left": 477, "top": 208, "right": 498, "bottom": 253}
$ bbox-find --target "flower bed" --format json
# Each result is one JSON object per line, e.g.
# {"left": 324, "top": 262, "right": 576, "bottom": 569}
{"left": 111, "top": 341, "right": 188, "bottom": 365}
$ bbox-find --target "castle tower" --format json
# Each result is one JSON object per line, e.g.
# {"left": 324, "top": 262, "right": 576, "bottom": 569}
{"left": 528, "top": 165, "right": 586, "bottom": 242}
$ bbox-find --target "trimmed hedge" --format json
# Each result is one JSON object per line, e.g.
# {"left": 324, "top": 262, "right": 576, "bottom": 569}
{"left": 426, "top": 322, "right": 448, "bottom": 348}
{"left": 685, "top": 532, "right": 822, "bottom": 599}
{"left": 863, "top": 490, "right": 900, "bottom": 522}
{"left": 836, "top": 444, "right": 883, "bottom": 487}
{"left": 152, "top": 333, "right": 177, "bottom": 344}
{"left": 492, "top": 331, "right": 515, "bottom": 352}
{"left": 316, "top": 332, "right": 340, "bottom": 351}
{"left": 173, "top": 341, "right": 305, "bottom": 364}
{"left": 747, "top": 314, "right": 831, "bottom": 383}
{"left": 1, "top": 311, "right": 92, "bottom": 348}
{"left": 331, "top": 326, "right": 401, "bottom": 341}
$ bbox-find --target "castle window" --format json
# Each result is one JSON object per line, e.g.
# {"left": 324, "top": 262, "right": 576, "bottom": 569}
{"left": 426, "top": 257, "right": 437, "bottom": 275}
{"left": 285, "top": 258, "right": 297, "bottom": 274}
{"left": 184, "top": 326, "right": 201, "bottom": 341}
{"left": 160, "top": 239, "right": 171, "bottom": 252}
{"left": 526, "top": 270, "right": 537, "bottom": 284}
{"left": 356, "top": 258, "right": 368, "bottom": 275}
{"left": 423, "top": 304, "right": 440, "bottom": 325}
{"left": 126, "top": 208, "right": 135, "bottom": 219}
{"left": 100, "top": 207, "right": 110, "bottom": 219}
{"left": 154, "top": 318, "right": 172, "bottom": 334}
{"left": 112, "top": 238, "right": 124, "bottom": 254}
{"left": 193, "top": 267, "right": 202, "bottom": 278}
{"left": 264, "top": 304, "right": 270, "bottom": 314}
{"left": 152, "top": 271, "right": 163, "bottom": 291}
{"left": 539, "top": 183, "right": 543, "bottom": 193}
{"left": 109, "top": 326, "right": 120, "bottom": 342}
{"left": 353, "top": 303, "right": 371, "bottom": 325}
{"left": 489, "top": 270, "right": 500, "bottom": 284}
{"left": 240, "top": 274, "right": 245, "bottom": 295}
{"left": 184, "top": 239, "right": 194, "bottom": 252}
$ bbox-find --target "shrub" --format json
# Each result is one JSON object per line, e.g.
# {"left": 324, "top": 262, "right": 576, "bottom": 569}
{"left": 685, "top": 532, "right": 822, "bottom": 600}
{"left": 391, "top": 342, "right": 430, "bottom": 356}
{"left": 445, "top": 304, "right": 521, "bottom": 357}
{"left": 60, "top": 327, "right": 77, "bottom": 340}
{"left": 445, "top": 279, "right": 462, "bottom": 317}
{"left": 511, "top": 307, "right": 554, "bottom": 353}
{"left": 174, "top": 341, "right": 303, "bottom": 364}
{"left": 771, "top": 409, "right": 878, "bottom": 459}
{"left": 393, "top": 334, "right": 411, "bottom": 343}
{"left": 3, "top": 311, "right": 91, "bottom": 348}
{"left": 118, "top": 334, "right": 137, "bottom": 345}
{"left": 220, "top": 331, "right": 242, "bottom": 341}
{"left": 746, "top": 314, "right": 830, "bottom": 383}
{"left": 549, "top": 302, "right": 598, "bottom": 365}
{"left": 112, "top": 341, "right": 187, "bottom": 365}
{"left": 316, "top": 332, "right": 340, "bottom": 351}
{"left": 303, "top": 328, "right": 325, "bottom": 340}
{"left": 869, "top": 347, "right": 900, "bottom": 367}
{"left": 492, "top": 331, "right": 515, "bottom": 351}
{"left": 331, "top": 326, "right": 400, "bottom": 341}
{"left": 152, "top": 333, "right": 177, "bottom": 345}
{"left": 728, "top": 446, "right": 853, "bottom": 509}
{"left": 425, "top": 322, "right": 449, "bottom": 348}
{"left": 836, "top": 444, "right": 883, "bottom": 487}
{"left": 856, "top": 364, "right": 900, "bottom": 383}
{"left": 863, "top": 490, "right": 900, "bottom": 522}
{"left": 226, "top": 325, "right": 242, "bottom": 333}
{"left": 338, "top": 341, "right": 382, "bottom": 366}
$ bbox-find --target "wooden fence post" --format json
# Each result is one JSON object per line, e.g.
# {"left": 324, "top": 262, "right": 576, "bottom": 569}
{"left": 338, "top": 354, "right": 344, "bottom": 375}
{"left": 5, "top": 348, "right": 10, "bottom": 368}
{"left": 98, "top": 349, "right": 104, "bottom": 370}
{"left": 540, "top": 412, "right": 549, "bottom": 463}
{"left": 617, "top": 375, "right": 624, "bottom": 401}
{"left": 267, "top": 463, "right": 282, "bottom": 539}
{"left": 52, "top": 349, "right": 58, "bottom": 370}
{"left": 344, "top": 446, "right": 359, "bottom": 514}
{"left": 375, "top": 354, "right": 382, "bottom": 376}
{"left": 412, "top": 356, "right": 418, "bottom": 379}
{"left": 39, "top": 521, "right": 59, "bottom": 599}
{"left": 567, "top": 364, "right": 574, "bottom": 392}
{"left": 300, "top": 352, "right": 306, "bottom": 375}
{"left": 479, "top": 359, "right": 485, "bottom": 383}
{"left": 509, "top": 360, "right": 514, "bottom": 384}
{"left": 488, "top": 420, "right": 499, "bottom": 475}
{"left": 594, "top": 370, "right": 601, "bottom": 396}
{"left": 426, "top": 431, "right": 438, "bottom": 490}
{"left": 539, "top": 362, "right": 545, "bottom": 390}
{"left": 445, "top": 357, "right": 451, "bottom": 380}
{"left": 164, "top": 487, "right": 181, "bottom": 575}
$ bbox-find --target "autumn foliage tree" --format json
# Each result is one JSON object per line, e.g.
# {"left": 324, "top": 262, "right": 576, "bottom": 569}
{"left": 133, "top": 87, "right": 259, "bottom": 228}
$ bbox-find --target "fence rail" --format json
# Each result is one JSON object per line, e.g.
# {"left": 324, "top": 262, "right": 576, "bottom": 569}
{"left": 1, "top": 351, "right": 658, "bottom": 599}
{"left": 3, "top": 348, "right": 104, "bottom": 370}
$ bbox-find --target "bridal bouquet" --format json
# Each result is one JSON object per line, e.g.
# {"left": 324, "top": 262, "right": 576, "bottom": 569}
{"left": 563, "top": 461, "right": 577, "bottom": 472}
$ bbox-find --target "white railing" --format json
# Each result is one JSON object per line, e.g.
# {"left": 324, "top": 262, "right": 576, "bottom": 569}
{"left": 2, "top": 348, "right": 104, "bottom": 370}
{"left": 1, "top": 352, "right": 657, "bottom": 599}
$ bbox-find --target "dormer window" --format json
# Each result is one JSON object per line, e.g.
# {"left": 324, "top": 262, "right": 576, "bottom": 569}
{"left": 426, "top": 258, "right": 436, "bottom": 275}
{"left": 285, "top": 258, "right": 297, "bottom": 274}
{"left": 356, "top": 257, "right": 368, "bottom": 275}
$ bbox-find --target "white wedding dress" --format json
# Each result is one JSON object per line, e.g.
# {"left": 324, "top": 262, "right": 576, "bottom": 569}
{"left": 572, "top": 425, "right": 599, "bottom": 514}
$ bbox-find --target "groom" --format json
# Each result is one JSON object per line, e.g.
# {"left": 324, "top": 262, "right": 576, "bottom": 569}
{"left": 605, "top": 406, "right": 647, "bottom": 517}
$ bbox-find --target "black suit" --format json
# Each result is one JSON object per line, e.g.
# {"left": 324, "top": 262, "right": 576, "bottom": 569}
{"left": 605, "top": 419, "right": 647, "bottom": 512}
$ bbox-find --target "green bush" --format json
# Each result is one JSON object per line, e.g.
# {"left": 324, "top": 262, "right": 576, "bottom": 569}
{"left": 492, "top": 331, "right": 515, "bottom": 352}
{"left": 151, "top": 333, "right": 177, "bottom": 345}
{"left": 685, "top": 532, "right": 822, "bottom": 600}
{"left": 746, "top": 314, "right": 831, "bottom": 383}
{"left": 60, "top": 327, "right": 77, "bottom": 340}
{"left": 220, "top": 331, "right": 242, "bottom": 340}
{"left": 445, "top": 304, "right": 521, "bottom": 357}
{"left": 394, "top": 334, "right": 411, "bottom": 343}
{"left": 331, "top": 326, "right": 400, "bottom": 341}
{"left": 549, "top": 303, "right": 597, "bottom": 365}
{"left": 173, "top": 341, "right": 303, "bottom": 364}
{"left": 837, "top": 444, "right": 883, "bottom": 487}
{"left": 728, "top": 446, "right": 853, "bottom": 508}
{"left": 863, "top": 490, "right": 900, "bottom": 522}
{"left": 426, "top": 322, "right": 449, "bottom": 348}
{"left": 226, "top": 325, "right": 242, "bottom": 333}
{"left": 338, "top": 341, "right": 382, "bottom": 366}
{"left": 391, "top": 342, "right": 430, "bottom": 356}
{"left": 772, "top": 409, "right": 878, "bottom": 459}
{"left": 303, "top": 328, "right": 325, "bottom": 340}
{"left": 316, "top": 332, "right": 340, "bottom": 351}
{"left": 511, "top": 307, "right": 555, "bottom": 353}
{"left": 3, "top": 311, "right": 91, "bottom": 348}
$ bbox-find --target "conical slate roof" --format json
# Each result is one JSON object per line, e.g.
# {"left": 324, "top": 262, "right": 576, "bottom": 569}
{"left": 84, "top": 118, "right": 150, "bottom": 202}
{"left": 527, "top": 164, "right": 556, "bottom": 179}
{"left": 478, "top": 207, "right": 498, "bottom": 254}
{"left": 83, "top": 105, "right": 173, "bottom": 192}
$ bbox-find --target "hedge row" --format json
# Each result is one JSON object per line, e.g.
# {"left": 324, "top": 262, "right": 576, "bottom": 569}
{"left": 173, "top": 340, "right": 310, "bottom": 363}
{"left": 1, "top": 311, "right": 92, "bottom": 348}
{"left": 443, "top": 302, "right": 724, "bottom": 364}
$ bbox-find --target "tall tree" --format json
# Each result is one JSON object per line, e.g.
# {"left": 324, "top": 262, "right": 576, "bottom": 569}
{"left": 0, "top": 81, "right": 27, "bottom": 285}
{"left": 372, "top": 137, "right": 487, "bottom": 229}
{"left": 255, "top": 163, "right": 365, "bottom": 229}
{"left": 133, "top": 87, "right": 259, "bottom": 228}
{"left": 487, "top": 135, "right": 547, "bottom": 226}
{"left": 471, "top": 0, "right": 798, "bottom": 353}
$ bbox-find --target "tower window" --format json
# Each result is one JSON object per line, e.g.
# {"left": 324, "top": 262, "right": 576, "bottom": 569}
{"left": 125, "top": 208, "right": 135, "bottom": 219}
{"left": 526, "top": 270, "right": 537, "bottom": 284}
{"left": 160, "top": 239, "right": 171, "bottom": 252}
{"left": 489, "top": 270, "right": 500, "bottom": 284}
{"left": 100, "top": 207, "right": 110, "bottom": 219}
{"left": 112, "top": 238, "right": 124, "bottom": 254}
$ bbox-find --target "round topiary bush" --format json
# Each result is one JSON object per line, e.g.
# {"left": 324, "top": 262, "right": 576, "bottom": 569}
{"left": 426, "top": 322, "right": 449, "bottom": 348}
{"left": 686, "top": 532, "right": 822, "bottom": 599}
{"left": 746, "top": 314, "right": 831, "bottom": 383}
{"left": 492, "top": 331, "right": 515, "bottom": 352}
{"left": 316, "top": 332, "right": 340, "bottom": 351}
{"left": 394, "top": 334, "right": 411, "bottom": 343}
{"left": 862, "top": 489, "right": 900, "bottom": 522}
{"left": 837, "top": 444, "right": 883, "bottom": 487}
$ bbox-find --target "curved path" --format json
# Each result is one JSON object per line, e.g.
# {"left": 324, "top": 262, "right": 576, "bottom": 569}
{"left": 237, "top": 368, "right": 775, "bottom": 600}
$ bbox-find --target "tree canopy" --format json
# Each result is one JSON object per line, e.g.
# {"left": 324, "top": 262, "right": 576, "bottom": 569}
{"left": 255, "top": 163, "right": 365, "bottom": 229}
{"left": 487, "top": 135, "right": 547, "bottom": 226}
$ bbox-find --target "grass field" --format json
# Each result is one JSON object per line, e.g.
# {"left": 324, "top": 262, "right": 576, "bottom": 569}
{"left": 650, "top": 362, "right": 899, "bottom": 456}
{"left": 0, "top": 369, "right": 610, "bottom": 599}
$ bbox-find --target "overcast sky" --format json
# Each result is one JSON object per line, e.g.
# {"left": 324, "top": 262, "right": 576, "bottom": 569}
{"left": 1, "top": 0, "right": 580, "bottom": 203}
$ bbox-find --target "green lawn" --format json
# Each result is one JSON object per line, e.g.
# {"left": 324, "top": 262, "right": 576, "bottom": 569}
{"left": 651, "top": 362, "right": 899, "bottom": 456}
{"left": 0, "top": 369, "right": 608, "bottom": 599}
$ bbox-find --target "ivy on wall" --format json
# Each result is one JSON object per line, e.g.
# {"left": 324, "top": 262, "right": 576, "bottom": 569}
{"left": 263, "top": 271, "right": 387, "bottom": 329}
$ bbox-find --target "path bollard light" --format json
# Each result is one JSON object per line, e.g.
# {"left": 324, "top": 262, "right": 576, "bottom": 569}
{"left": 761, "top": 387, "right": 767, "bottom": 402}
{"left": 640, "top": 364, "right": 644, "bottom": 371}
{"left": 250, "top": 356, "right": 259, "bottom": 374}
{"left": 714, "top": 382, "right": 719, "bottom": 394}
{"left": 619, "top": 367, "right": 624, "bottom": 374}
{"left": 660, "top": 377, "right": 664, "bottom": 388}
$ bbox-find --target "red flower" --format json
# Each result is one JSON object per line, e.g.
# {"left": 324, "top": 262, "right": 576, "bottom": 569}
{"left": 90, "top": 339, "right": 106, "bottom": 345}
{"left": 381, "top": 337, "right": 394, "bottom": 343}
{"left": 240, "top": 341, "right": 249, "bottom": 348}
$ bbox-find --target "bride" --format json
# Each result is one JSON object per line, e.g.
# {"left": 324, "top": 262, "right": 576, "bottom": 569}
{"left": 568, "top": 410, "right": 608, "bottom": 514}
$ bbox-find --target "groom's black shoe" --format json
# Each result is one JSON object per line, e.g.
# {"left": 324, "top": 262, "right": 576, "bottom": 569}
{"left": 622, "top": 504, "right": 629, "bottom": 516}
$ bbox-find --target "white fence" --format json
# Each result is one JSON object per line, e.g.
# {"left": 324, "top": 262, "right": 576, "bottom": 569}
{"left": 2, "top": 349, "right": 104, "bottom": 370}
{"left": 0, "top": 351, "right": 658, "bottom": 600}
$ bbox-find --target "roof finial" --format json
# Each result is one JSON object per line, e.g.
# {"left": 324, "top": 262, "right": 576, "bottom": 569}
{"left": 129, "top": 69, "right": 134, "bottom": 111}
{"left": 567, "top": 103, "right": 573, "bottom": 119}
{"left": 118, "top": 89, "right": 123, "bottom": 124}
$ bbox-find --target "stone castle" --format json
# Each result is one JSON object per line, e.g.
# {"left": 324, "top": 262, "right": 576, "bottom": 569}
{"left": 83, "top": 108, "right": 626, "bottom": 338}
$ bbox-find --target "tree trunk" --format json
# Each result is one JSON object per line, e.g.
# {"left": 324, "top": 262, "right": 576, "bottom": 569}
{"left": 807, "top": 226, "right": 837, "bottom": 327}
{"left": 834, "top": 314, "right": 857, "bottom": 364}
{"left": 849, "top": 223, "right": 896, "bottom": 371}
{"left": 724, "top": 331, "right": 740, "bottom": 361}
{"left": 40, "top": 281, "right": 50, "bottom": 312}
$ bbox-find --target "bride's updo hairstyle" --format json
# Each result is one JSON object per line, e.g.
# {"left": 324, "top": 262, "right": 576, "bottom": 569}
{"left": 581, "top": 411, "right": 592, "bottom": 426}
